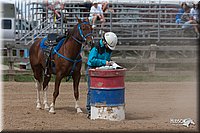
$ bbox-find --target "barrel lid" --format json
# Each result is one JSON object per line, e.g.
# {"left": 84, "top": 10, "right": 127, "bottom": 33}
{"left": 89, "top": 68, "right": 126, "bottom": 77}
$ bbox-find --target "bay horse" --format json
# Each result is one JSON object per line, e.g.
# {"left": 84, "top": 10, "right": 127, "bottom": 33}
{"left": 29, "top": 17, "right": 93, "bottom": 114}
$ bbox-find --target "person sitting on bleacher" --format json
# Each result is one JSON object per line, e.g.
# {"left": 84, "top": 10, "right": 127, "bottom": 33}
{"left": 190, "top": 2, "right": 198, "bottom": 22}
{"left": 181, "top": 3, "right": 199, "bottom": 37}
{"left": 190, "top": 1, "right": 200, "bottom": 24}
{"left": 84, "top": 0, "right": 93, "bottom": 11}
{"left": 89, "top": 1, "right": 105, "bottom": 29}
{"left": 47, "top": 1, "right": 67, "bottom": 24}
{"left": 196, "top": 1, "right": 200, "bottom": 24}
{"left": 98, "top": 0, "right": 114, "bottom": 13}
{"left": 194, "top": 1, "right": 200, "bottom": 38}
{"left": 175, "top": 2, "right": 186, "bottom": 24}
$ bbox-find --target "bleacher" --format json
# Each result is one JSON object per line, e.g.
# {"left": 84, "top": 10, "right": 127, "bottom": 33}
{"left": 16, "top": 1, "right": 199, "bottom": 46}
{"left": 3, "top": 0, "right": 198, "bottom": 73}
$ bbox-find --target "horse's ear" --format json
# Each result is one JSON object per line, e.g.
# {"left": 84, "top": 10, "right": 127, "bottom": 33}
{"left": 76, "top": 16, "right": 82, "bottom": 23}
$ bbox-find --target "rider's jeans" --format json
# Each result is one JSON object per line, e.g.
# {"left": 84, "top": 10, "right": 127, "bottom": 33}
{"left": 86, "top": 66, "right": 91, "bottom": 115}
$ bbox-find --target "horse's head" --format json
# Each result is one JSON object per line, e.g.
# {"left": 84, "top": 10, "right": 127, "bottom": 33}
{"left": 75, "top": 16, "right": 93, "bottom": 47}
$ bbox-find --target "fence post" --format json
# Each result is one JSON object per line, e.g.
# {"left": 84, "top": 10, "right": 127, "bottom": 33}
{"left": 109, "top": 11, "right": 112, "bottom": 32}
{"left": 148, "top": 44, "right": 157, "bottom": 72}
{"left": 6, "top": 44, "right": 15, "bottom": 81}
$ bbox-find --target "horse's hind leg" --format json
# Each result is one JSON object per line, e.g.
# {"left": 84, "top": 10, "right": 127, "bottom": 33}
{"left": 42, "top": 76, "right": 51, "bottom": 110}
{"left": 72, "top": 71, "right": 83, "bottom": 113}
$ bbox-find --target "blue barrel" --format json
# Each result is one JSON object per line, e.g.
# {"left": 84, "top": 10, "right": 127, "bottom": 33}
{"left": 89, "top": 68, "right": 126, "bottom": 121}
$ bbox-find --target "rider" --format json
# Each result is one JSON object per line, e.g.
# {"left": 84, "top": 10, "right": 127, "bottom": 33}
{"left": 86, "top": 31, "right": 118, "bottom": 119}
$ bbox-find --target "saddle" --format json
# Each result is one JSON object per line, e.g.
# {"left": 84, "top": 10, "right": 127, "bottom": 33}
{"left": 43, "top": 33, "right": 69, "bottom": 76}
{"left": 43, "top": 33, "right": 67, "bottom": 53}
{"left": 46, "top": 33, "right": 67, "bottom": 46}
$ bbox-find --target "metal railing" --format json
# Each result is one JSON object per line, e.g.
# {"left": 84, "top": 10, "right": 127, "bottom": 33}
{"left": 14, "top": 2, "right": 199, "bottom": 46}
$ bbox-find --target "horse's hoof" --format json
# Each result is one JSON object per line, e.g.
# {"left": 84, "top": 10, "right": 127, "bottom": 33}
{"left": 36, "top": 104, "right": 42, "bottom": 110}
{"left": 44, "top": 105, "right": 50, "bottom": 111}
{"left": 44, "top": 107, "right": 50, "bottom": 111}
{"left": 77, "top": 108, "right": 83, "bottom": 113}
{"left": 49, "top": 110, "right": 56, "bottom": 114}
{"left": 49, "top": 108, "right": 56, "bottom": 114}
{"left": 36, "top": 107, "right": 42, "bottom": 110}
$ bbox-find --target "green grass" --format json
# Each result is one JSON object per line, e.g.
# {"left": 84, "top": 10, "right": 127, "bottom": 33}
{"left": 125, "top": 75, "right": 195, "bottom": 82}
{"left": 2, "top": 75, "right": 73, "bottom": 82}
{"left": 3, "top": 75, "right": 35, "bottom": 82}
{"left": 2, "top": 73, "right": 196, "bottom": 82}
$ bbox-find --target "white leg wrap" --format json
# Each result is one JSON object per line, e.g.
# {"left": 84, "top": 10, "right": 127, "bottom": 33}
{"left": 43, "top": 86, "right": 49, "bottom": 110}
{"left": 35, "top": 80, "right": 42, "bottom": 109}
{"left": 75, "top": 100, "right": 83, "bottom": 113}
{"left": 49, "top": 103, "right": 56, "bottom": 114}
{"left": 36, "top": 102, "right": 42, "bottom": 110}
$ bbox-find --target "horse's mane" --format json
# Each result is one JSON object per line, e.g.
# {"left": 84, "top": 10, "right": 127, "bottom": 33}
{"left": 62, "top": 25, "right": 75, "bottom": 44}
{"left": 63, "top": 31, "right": 72, "bottom": 44}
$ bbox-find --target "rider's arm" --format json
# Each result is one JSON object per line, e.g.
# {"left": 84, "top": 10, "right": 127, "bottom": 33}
{"left": 87, "top": 47, "right": 107, "bottom": 67}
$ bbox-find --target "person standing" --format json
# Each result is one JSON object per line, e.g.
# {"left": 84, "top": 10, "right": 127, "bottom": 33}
{"left": 86, "top": 32, "right": 118, "bottom": 119}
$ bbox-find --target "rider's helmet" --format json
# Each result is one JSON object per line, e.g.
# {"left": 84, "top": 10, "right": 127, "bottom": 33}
{"left": 103, "top": 32, "right": 118, "bottom": 50}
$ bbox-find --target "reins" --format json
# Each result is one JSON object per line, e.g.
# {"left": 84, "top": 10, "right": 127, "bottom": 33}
{"left": 72, "top": 22, "right": 93, "bottom": 44}
{"left": 77, "top": 22, "right": 93, "bottom": 41}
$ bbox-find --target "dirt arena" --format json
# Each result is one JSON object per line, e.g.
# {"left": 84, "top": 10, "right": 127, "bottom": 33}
{"left": 2, "top": 81, "right": 198, "bottom": 132}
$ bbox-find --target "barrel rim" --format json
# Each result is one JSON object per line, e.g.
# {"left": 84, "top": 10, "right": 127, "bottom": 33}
{"left": 89, "top": 68, "right": 127, "bottom": 72}
{"left": 90, "top": 87, "right": 125, "bottom": 89}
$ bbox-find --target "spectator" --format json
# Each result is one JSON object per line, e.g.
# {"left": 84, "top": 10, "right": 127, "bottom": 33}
{"left": 89, "top": 1, "right": 105, "bottom": 29}
{"left": 83, "top": 0, "right": 92, "bottom": 17}
{"left": 98, "top": 0, "right": 114, "bottom": 13}
{"left": 175, "top": 2, "right": 186, "bottom": 24}
{"left": 190, "top": 2, "right": 198, "bottom": 22}
{"left": 196, "top": 1, "right": 200, "bottom": 38}
{"left": 84, "top": 0, "right": 92, "bottom": 11}
{"left": 54, "top": 2, "right": 67, "bottom": 23}
{"left": 195, "top": 1, "right": 200, "bottom": 24}
{"left": 181, "top": 4, "right": 199, "bottom": 37}
{"left": 47, "top": 1, "right": 67, "bottom": 24}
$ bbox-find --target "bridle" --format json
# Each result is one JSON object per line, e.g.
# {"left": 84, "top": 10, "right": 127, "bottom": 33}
{"left": 53, "top": 21, "right": 93, "bottom": 81}
{"left": 72, "top": 21, "right": 93, "bottom": 45}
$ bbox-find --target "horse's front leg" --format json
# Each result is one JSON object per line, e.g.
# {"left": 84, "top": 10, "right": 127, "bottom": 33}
{"left": 72, "top": 70, "right": 83, "bottom": 113}
{"left": 49, "top": 74, "right": 62, "bottom": 114}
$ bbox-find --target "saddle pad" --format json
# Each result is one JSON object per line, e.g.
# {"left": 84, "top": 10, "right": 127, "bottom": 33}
{"left": 40, "top": 37, "right": 48, "bottom": 49}
{"left": 53, "top": 38, "right": 66, "bottom": 54}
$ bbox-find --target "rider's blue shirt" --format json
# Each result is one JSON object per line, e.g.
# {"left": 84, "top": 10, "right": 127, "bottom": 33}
{"left": 87, "top": 39, "right": 112, "bottom": 67}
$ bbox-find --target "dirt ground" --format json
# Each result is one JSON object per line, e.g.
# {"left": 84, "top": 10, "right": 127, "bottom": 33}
{"left": 2, "top": 81, "right": 198, "bottom": 132}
